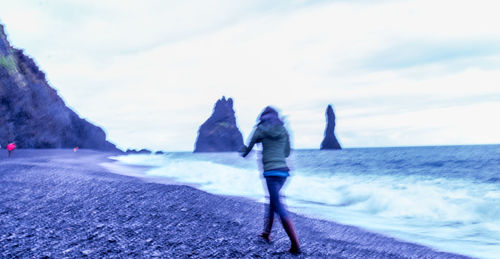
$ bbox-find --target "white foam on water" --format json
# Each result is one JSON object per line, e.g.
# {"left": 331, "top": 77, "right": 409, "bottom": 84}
{"left": 110, "top": 154, "right": 166, "bottom": 167}
{"left": 285, "top": 170, "right": 500, "bottom": 259}
{"left": 145, "top": 159, "right": 266, "bottom": 200}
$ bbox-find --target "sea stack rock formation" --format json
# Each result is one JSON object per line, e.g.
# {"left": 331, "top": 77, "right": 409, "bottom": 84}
{"left": 194, "top": 96, "right": 243, "bottom": 152}
{"left": 0, "top": 24, "right": 117, "bottom": 150}
{"left": 320, "top": 104, "right": 341, "bottom": 150}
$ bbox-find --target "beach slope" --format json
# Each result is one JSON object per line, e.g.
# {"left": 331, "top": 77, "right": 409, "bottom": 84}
{"left": 0, "top": 150, "right": 470, "bottom": 258}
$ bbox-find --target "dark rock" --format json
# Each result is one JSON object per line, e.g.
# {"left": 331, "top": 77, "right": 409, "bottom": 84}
{"left": 125, "top": 149, "right": 152, "bottom": 155}
{"left": 137, "top": 149, "right": 152, "bottom": 154}
{"left": 320, "top": 104, "right": 341, "bottom": 150}
{"left": 194, "top": 96, "right": 243, "bottom": 152}
{"left": 0, "top": 25, "right": 11, "bottom": 56}
{"left": 0, "top": 24, "right": 117, "bottom": 151}
{"left": 154, "top": 151, "right": 164, "bottom": 155}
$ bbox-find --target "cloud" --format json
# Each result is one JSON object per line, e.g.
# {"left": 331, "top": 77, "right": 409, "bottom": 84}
{"left": 1, "top": 0, "right": 499, "bottom": 150}
{"left": 363, "top": 41, "right": 500, "bottom": 70}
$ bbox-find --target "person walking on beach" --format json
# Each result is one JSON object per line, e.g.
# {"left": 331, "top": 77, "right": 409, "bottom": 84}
{"left": 6, "top": 142, "right": 16, "bottom": 157}
{"left": 240, "top": 106, "right": 301, "bottom": 254}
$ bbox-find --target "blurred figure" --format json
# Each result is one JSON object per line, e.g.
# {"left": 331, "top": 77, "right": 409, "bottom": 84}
{"left": 240, "top": 106, "right": 301, "bottom": 254}
{"left": 6, "top": 142, "right": 16, "bottom": 157}
{"left": 73, "top": 146, "right": 79, "bottom": 152}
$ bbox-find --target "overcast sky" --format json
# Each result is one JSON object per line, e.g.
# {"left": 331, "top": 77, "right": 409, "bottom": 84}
{"left": 1, "top": 0, "right": 499, "bottom": 151}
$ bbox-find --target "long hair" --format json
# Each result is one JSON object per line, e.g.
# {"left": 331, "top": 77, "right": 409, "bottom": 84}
{"left": 258, "top": 106, "right": 284, "bottom": 126}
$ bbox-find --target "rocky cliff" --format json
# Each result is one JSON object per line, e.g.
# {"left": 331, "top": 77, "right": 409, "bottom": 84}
{"left": 320, "top": 104, "right": 341, "bottom": 150}
{"left": 194, "top": 96, "right": 243, "bottom": 152}
{"left": 0, "top": 24, "right": 117, "bottom": 150}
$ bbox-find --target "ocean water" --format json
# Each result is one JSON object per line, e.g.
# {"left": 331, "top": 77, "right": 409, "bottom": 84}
{"left": 113, "top": 145, "right": 500, "bottom": 259}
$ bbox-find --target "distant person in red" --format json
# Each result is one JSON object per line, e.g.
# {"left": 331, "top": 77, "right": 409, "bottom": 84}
{"left": 6, "top": 143, "right": 16, "bottom": 157}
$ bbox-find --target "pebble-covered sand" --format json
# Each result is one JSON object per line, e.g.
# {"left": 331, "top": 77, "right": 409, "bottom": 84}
{"left": 0, "top": 149, "right": 471, "bottom": 258}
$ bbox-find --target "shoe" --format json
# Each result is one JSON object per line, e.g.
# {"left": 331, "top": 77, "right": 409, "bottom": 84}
{"left": 289, "top": 245, "right": 301, "bottom": 255}
{"left": 259, "top": 232, "right": 271, "bottom": 243}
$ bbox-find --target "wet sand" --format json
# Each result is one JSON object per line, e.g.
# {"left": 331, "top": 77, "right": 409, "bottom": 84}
{"left": 0, "top": 149, "right": 471, "bottom": 258}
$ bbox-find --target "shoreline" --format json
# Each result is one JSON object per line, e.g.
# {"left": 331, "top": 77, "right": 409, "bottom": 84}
{"left": 0, "top": 149, "right": 472, "bottom": 258}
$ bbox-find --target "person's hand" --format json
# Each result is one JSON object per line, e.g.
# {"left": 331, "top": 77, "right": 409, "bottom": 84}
{"left": 239, "top": 145, "right": 248, "bottom": 157}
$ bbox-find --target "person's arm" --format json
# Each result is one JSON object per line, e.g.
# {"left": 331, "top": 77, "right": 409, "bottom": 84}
{"left": 284, "top": 131, "right": 291, "bottom": 158}
{"left": 241, "top": 127, "right": 261, "bottom": 157}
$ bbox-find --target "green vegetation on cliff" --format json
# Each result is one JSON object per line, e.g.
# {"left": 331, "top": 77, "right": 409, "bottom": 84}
{"left": 0, "top": 55, "right": 16, "bottom": 72}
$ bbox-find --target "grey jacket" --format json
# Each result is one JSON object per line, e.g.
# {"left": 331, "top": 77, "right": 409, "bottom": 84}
{"left": 241, "top": 123, "right": 291, "bottom": 171}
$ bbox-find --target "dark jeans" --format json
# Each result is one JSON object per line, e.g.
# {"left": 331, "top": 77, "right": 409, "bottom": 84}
{"left": 264, "top": 176, "right": 289, "bottom": 233}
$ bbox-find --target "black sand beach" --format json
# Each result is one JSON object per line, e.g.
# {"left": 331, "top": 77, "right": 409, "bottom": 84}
{"left": 0, "top": 150, "right": 471, "bottom": 258}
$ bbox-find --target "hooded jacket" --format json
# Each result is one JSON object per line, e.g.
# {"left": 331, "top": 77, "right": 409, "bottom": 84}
{"left": 241, "top": 123, "right": 291, "bottom": 172}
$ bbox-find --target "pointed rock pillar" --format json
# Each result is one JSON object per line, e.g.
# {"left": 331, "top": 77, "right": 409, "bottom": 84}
{"left": 194, "top": 96, "right": 244, "bottom": 152}
{"left": 320, "top": 104, "right": 341, "bottom": 150}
